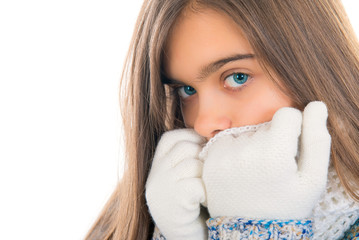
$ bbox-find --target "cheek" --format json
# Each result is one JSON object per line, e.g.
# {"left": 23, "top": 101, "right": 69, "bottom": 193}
{"left": 180, "top": 100, "right": 198, "bottom": 127}
{"left": 232, "top": 81, "right": 294, "bottom": 126}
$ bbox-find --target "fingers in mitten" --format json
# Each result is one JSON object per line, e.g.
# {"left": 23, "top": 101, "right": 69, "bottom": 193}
{"left": 177, "top": 178, "right": 207, "bottom": 207}
{"left": 155, "top": 129, "right": 205, "bottom": 160}
{"left": 269, "top": 106, "right": 302, "bottom": 145}
{"left": 298, "top": 101, "right": 331, "bottom": 179}
{"left": 166, "top": 141, "right": 203, "bottom": 167}
{"left": 174, "top": 158, "right": 203, "bottom": 180}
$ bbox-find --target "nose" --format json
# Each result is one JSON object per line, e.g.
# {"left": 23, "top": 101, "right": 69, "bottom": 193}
{"left": 193, "top": 94, "right": 232, "bottom": 140}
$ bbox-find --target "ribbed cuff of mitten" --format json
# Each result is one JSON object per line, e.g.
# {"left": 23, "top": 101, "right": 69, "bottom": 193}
{"left": 342, "top": 218, "right": 359, "bottom": 240}
{"left": 207, "top": 217, "right": 313, "bottom": 240}
{"left": 152, "top": 225, "right": 166, "bottom": 240}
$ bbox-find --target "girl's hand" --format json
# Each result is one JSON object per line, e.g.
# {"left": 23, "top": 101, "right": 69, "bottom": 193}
{"left": 146, "top": 129, "right": 208, "bottom": 240}
{"left": 202, "top": 101, "right": 331, "bottom": 220}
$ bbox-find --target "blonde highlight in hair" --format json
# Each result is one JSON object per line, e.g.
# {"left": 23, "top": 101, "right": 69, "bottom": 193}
{"left": 86, "top": 1, "right": 359, "bottom": 239}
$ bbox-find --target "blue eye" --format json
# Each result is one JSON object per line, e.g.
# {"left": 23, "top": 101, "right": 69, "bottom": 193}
{"left": 224, "top": 73, "right": 249, "bottom": 89}
{"left": 178, "top": 85, "right": 196, "bottom": 99}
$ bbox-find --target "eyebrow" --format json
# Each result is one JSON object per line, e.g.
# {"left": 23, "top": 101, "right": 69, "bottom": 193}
{"left": 162, "top": 53, "right": 255, "bottom": 85}
{"left": 198, "top": 53, "right": 255, "bottom": 80}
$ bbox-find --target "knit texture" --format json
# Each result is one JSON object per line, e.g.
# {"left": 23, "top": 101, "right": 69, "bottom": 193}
{"left": 312, "top": 166, "right": 359, "bottom": 239}
{"left": 151, "top": 103, "right": 358, "bottom": 239}
{"left": 152, "top": 226, "right": 166, "bottom": 240}
{"left": 146, "top": 129, "right": 208, "bottom": 240}
{"left": 206, "top": 218, "right": 313, "bottom": 240}
{"left": 342, "top": 218, "right": 359, "bottom": 239}
{"left": 202, "top": 104, "right": 331, "bottom": 220}
{"left": 199, "top": 123, "right": 269, "bottom": 160}
{"left": 152, "top": 219, "right": 313, "bottom": 240}
{"left": 200, "top": 124, "right": 359, "bottom": 239}
{"left": 198, "top": 122, "right": 267, "bottom": 204}
{"left": 152, "top": 167, "right": 359, "bottom": 240}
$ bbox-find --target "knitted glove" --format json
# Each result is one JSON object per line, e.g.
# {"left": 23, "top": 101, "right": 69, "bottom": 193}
{"left": 146, "top": 129, "right": 208, "bottom": 240}
{"left": 202, "top": 101, "right": 331, "bottom": 220}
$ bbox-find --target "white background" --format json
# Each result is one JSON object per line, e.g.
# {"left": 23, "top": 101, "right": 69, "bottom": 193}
{"left": 0, "top": 1, "right": 358, "bottom": 239}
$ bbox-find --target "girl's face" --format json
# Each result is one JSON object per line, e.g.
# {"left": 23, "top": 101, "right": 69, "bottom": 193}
{"left": 163, "top": 8, "right": 294, "bottom": 141}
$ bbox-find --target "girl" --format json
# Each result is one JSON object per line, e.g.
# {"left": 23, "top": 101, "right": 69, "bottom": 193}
{"left": 86, "top": 0, "right": 359, "bottom": 239}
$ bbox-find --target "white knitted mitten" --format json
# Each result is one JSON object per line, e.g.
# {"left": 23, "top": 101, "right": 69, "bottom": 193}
{"left": 202, "top": 101, "right": 331, "bottom": 220}
{"left": 146, "top": 129, "right": 208, "bottom": 240}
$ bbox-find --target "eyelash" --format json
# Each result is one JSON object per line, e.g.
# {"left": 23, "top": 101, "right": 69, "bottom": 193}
{"left": 169, "top": 72, "right": 252, "bottom": 99}
{"left": 169, "top": 84, "right": 185, "bottom": 97}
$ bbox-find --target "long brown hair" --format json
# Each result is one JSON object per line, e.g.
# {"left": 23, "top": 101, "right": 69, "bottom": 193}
{"left": 85, "top": 0, "right": 359, "bottom": 239}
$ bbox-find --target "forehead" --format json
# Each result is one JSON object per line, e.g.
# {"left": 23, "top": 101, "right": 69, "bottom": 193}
{"left": 163, "top": 8, "right": 254, "bottom": 80}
